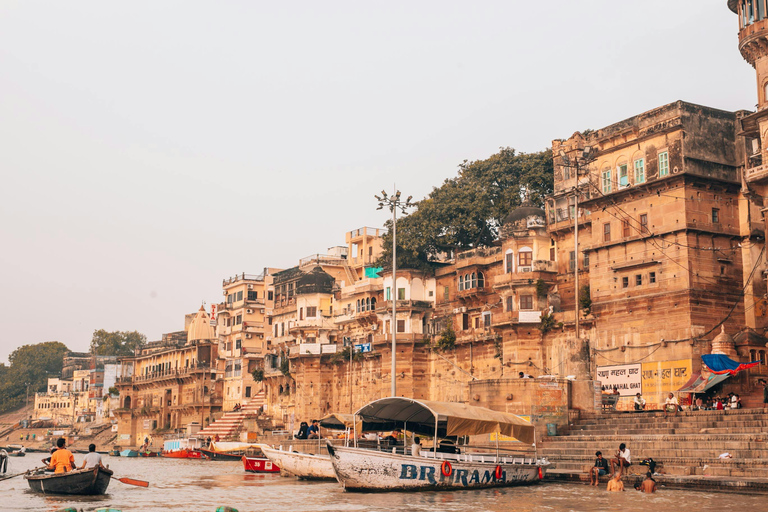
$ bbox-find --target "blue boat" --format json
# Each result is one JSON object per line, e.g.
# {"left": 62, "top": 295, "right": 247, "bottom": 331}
{"left": 120, "top": 449, "right": 139, "bottom": 457}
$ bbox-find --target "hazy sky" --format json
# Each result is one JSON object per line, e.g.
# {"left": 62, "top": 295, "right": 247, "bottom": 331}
{"left": 0, "top": 1, "right": 753, "bottom": 363}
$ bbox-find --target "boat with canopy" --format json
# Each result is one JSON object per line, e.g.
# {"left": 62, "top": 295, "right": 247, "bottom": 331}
{"left": 327, "top": 397, "right": 549, "bottom": 492}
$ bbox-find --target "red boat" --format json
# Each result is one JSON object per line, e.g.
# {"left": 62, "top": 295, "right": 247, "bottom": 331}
{"left": 139, "top": 451, "right": 160, "bottom": 457}
{"left": 162, "top": 437, "right": 205, "bottom": 459}
{"left": 242, "top": 455, "right": 280, "bottom": 473}
{"left": 162, "top": 448, "right": 204, "bottom": 459}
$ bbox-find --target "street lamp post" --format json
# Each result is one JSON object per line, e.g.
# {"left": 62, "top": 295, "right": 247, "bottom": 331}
{"left": 375, "top": 188, "right": 413, "bottom": 397}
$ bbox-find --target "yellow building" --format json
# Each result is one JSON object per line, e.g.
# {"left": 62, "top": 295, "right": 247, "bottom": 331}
{"left": 114, "top": 306, "right": 221, "bottom": 447}
{"left": 216, "top": 270, "right": 279, "bottom": 411}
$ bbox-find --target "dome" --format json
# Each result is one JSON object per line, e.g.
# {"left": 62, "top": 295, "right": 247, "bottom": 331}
{"left": 296, "top": 266, "right": 335, "bottom": 295}
{"left": 711, "top": 325, "right": 737, "bottom": 357}
{"left": 187, "top": 305, "right": 216, "bottom": 343}
{"left": 503, "top": 205, "right": 546, "bottom": 226}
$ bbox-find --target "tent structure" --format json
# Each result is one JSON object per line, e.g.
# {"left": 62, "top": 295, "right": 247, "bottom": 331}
{"left": 676, "top": 372, "right": 731, "bottom": 393}
{"left": 701, "top": 354, "right": 761, "bottom": 375}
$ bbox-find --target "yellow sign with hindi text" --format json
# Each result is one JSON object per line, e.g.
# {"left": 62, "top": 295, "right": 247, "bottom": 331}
{"left": 641, "top": 359, "right": 692, "bottom": 395}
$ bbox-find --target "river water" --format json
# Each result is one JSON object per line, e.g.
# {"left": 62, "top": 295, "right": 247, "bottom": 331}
{"left": 1, "top": 455, "right": 764, "bottom": 512}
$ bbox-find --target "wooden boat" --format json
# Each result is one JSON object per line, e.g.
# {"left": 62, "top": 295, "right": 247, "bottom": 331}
{"left": 242, "top": 455, "right": 280, "bottom": 473}
{"left": 258, "top": 414, "right": 356, "bottom": 481}
{"left": 200, "top": 448, "right": 242, "bottom": 461}
{"left": 162, "top": 437, "right": 204, "bottom": 459}
{"left": 25, "top": 466, "right": 113, "bottom": 495}
{"left": 260, "top": 445, "right": 335, "bottom": 480}
{"left": 119, "top": 449, "right": 138, "bottom": 457}
{"left": 108, "top": 446, "right": 121, "bottom": 457}
{"left": 8, "top": 450, "right": 26, "bottom": 457}
{"left": 327, "top": 397, "right": 550, "bottom": 492}
{"left": 138, "top": 450, "right": 159, "bottom": 457}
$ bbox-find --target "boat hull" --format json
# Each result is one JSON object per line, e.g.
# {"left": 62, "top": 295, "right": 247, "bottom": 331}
{"left": 25, "top": 466, "right": 113, "bottom": 495}
{"left": 162, "top": 449, "right": 204, "bottom": 459}
{"left": 119, "top": 450, "right": 138, "bottom": 457}
{"left": 139, "top": 451, "right": 159, "bottom": 457}
{"left": 242, "top": 455, "right": 280, "bottom": 473}
{"left": 200, "top": 448, "right": 243, "bottom": 461}
{"left": 260, "top": 446, "right": 336, "bottom": 480}
{"left": 328, "top": 445, "right": 548, "bottom": 492}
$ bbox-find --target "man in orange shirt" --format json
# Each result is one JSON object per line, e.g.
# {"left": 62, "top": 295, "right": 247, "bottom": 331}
{"left": 48, "top": 438, "right": 75, "bottom": 473}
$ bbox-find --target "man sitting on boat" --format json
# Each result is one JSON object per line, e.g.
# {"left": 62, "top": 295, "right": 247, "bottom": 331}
{"left": 48, "top": 438, "right": 75, "bottom": 473}
{"left": 383, "top": 428, "right": 402, "bottom": 446}
{"left": 79, "top": 444, "right": 105, "bottom": 470}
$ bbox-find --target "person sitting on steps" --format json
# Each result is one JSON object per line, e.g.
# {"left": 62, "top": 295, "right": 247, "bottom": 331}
{"left": 589, "top": 451, "right": 609, "bottom": 486}
{"left": 609, "top": 443, "right": 631, "bottom": 477}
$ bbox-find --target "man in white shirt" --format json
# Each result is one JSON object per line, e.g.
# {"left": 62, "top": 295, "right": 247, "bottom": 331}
{"left": 633, "top": 393, "right": 646, "bottom": 411}
{"left": 610, "top": 443, "right": 631, "bottom": 476}
{"left": 79, "top": 444, "right": 104, "bottom": 470}
{"left": 664, "top": 393, "right": 679, "bottom": 417}
{"left": 411, "top": 437, "right": 421, "bottom": 457}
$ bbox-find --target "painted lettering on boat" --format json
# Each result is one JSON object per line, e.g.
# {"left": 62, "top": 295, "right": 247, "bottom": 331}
{"left": 399, "top": 464, "right": 515, "bottom": 486}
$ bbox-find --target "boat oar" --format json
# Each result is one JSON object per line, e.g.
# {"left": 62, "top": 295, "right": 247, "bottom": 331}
{"left": 0, "top": 466, "right": 47, "bottom": 482}
{"left": 115, "top": 476, "right": 149, "bottom": 487}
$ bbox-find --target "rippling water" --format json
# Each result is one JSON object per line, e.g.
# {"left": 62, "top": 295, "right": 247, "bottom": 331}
{"left": 0, "top": 455, "right": 764, "bottom": 512}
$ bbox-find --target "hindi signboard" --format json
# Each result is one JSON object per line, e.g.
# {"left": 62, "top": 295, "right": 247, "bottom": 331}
{"left": 596, "top": 364, "right": 642, "bottom": 396}
{"left": 641, "top": 359, "right": 692, "bottom": 396}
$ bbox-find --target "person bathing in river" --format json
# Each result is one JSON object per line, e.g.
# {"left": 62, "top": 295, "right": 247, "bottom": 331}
{"left": 606, "top": 472, "right": 624, "bottom": 492}
{"left": 637, "top": 472, "right": 657, "bottom": 493}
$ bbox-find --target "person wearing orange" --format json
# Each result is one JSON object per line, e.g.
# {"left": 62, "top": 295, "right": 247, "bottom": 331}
{"left": 48, "top": 438, "right": 75, "bottom": 473}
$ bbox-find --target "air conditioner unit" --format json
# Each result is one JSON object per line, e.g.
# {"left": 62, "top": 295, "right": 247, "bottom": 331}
{"left": 371, "top": 324, "right": 378, "bottom": 330}
{"left": 247, "top": 284, "right": 253, "bottom": 290}
{"left": 246, "top": 334, "right": 252, "bottom": 339}
{"left": 460, "top": 307, "right": 467, "bottom": 313}
{"left": 519, "top": 267, "right": 532, "bottom": 273}
{"left": 752, "top": 138, "right": 761, "bottom": 155}
{"left": 260, "top": 309, "right": 265, "bottom": 314}
{"left": 246, "top": 309, "right": 253, "bottom": 314}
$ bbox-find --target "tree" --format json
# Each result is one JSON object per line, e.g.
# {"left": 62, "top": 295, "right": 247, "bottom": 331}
{"left": 377, "top": 147, "right": 553, "bottom": 269}
{"left": 0, "top": 341, "right": 70, "bottom": 412}
{"left": 90, "top": 330, "right": 146, "bottom": 356}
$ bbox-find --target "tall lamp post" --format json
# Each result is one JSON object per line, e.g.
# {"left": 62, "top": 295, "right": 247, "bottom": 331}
{"left": 558, "top": 146, "right": 595, "bottom": 356}
{"left": 375, "top": 188, "right": 414, "bottom": 397}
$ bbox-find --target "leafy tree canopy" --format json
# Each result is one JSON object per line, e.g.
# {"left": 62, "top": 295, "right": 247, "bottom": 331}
{"left": 0, "top": 341, "right": 70, "bottom": 412}
{"left": 90, "top": 329, "right": 146, "bottom": 356}
{"left": 377, "top": 147, "right": 553, "bottom": 270}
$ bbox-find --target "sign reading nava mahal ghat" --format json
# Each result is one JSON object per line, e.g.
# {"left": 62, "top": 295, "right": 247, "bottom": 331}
{"left": 596, "top": 360, "right": 693, "bottom": 400}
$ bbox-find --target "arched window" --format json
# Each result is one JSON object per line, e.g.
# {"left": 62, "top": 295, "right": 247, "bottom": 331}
{"left": 365, "top": 297, "right": 371, "bottom": 311}
{"left": 760, "top": 350, "right": 766, "bottom": 365}
{"left": 371, "top": 297, "right": 377, "bottom": 310}
{"left": 356, "top": 300, "right": 360, "bottom": 313}
{"left": 477, "top": 272, "right": 484, "bottom": 288}
{"left": 505, "top": 250, "right": 514, "bottom": 273}
{"left": 123, "top": 396, "right": 131, "bottom": 409}
{"left": 464, "top": 274, "right": 470, "bottom": 289}
{"left": 471, "top": 272, "right": 477, "bottom": 289}
{"left": 751, "top": 349, "right": 757, "bottom": 362}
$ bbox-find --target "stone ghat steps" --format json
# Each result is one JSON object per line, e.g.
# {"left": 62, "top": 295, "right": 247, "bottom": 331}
{"left": 548, "top": 456, "right": 768, "bottom": 478}
{"left": 566, "top": 424, "right": 766, "bottom": 436}
{"left": 544, "top": 469, "right": 768, "bottom": 493}
{"left": 574, "top": 408, "right": 768, "bottom": 426}
{"left": 197, "top": 392, "right": 266, "bottom": 438}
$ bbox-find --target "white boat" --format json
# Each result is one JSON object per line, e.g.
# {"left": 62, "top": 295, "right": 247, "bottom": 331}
{"left": 260, "top": 445, "right": 336, "bottom": 481}
{"left": 259, "top": 413, "right": 355, "bottom": 481}
{"left": 327, "top": 397, "right": 550, "bottom": 492}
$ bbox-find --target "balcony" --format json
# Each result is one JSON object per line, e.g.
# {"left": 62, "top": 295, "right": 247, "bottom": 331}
{"left": 288, "top": 343, "right": 338, "bottom": 356}
{"left": 491, "top": 310, "right": 542, "bottom": 327}
{"left": 299, "top": 254, "right": 348, "bottom": 268}
{"left": 223, "top": 273, "right": 265, "bottom": 286}
{"left": 455, "top": 246, "right": 502, "bottom": 268}
{"left": 746, "top": 163, "right": 768, "bottom": 185}
{"left": 375, "top": 300, "right": 433, "bottom": 314}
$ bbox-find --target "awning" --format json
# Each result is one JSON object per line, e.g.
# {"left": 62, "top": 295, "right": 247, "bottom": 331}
{"left": 354, "top": 397, "right": 535, "bottom": 444}
{"left": 319, "top": 413, "right": 355, "bottom": 430}
{"left": 702, "top": 354, "right": 761, "bottom": 375}
{"left": 677, "top": 372, "right": 730, "bottom": 393}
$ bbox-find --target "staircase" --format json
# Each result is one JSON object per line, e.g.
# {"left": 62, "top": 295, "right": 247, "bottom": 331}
{"left": 540, "top": 407, "right": 768, "bottom": 492}
{"left": 197, "top": 390, "right": 266, "bottom": 440}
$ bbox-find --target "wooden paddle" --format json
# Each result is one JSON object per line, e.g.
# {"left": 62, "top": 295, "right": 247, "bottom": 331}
{"left": 115, "top": 476, "right": 149, "bottom": 487}
{"left": 0, "top": 466, "right": 47, "bottom": 481}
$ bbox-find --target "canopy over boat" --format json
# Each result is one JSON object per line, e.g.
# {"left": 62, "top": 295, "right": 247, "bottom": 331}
{"left": 354, "top": 397, "right": 535, "bottom": 444}
{"left": 318, "top": 413, "right": 354, "bottom": 430}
